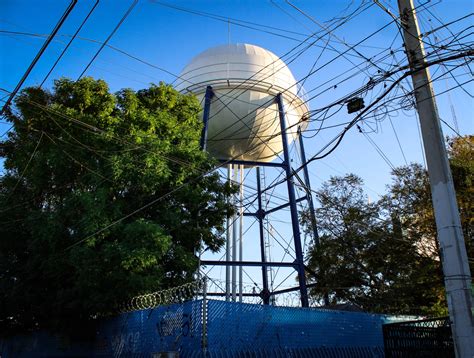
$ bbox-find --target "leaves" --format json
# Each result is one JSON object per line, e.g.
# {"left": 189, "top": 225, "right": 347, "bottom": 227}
{"left": 0, "top": 78, "right": 232, "bottom": 333}
{"left": 303, "top": 151, "right": 474, "bottom": 315}
{"left": 448, "top": 135, "right": 473, "bottom": 243}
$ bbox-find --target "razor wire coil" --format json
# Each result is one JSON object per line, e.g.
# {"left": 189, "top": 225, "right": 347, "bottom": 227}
{"left": 118, "top": 278, "right": 204, "bottom": 313}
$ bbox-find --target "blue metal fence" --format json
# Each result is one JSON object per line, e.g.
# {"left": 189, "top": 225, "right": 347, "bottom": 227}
{"left": 204, "top": 300, "right": 407, "bottom": 356}
{"left": 1, "top": 299, "right": 410, "bottom": 357}
{"left": 207, "top": 300, "right": 390, "bottom": 350}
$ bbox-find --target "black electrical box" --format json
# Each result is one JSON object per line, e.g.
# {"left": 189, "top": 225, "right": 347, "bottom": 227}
{"left": 347, "top": 97, "right": 365, "bottom": 114}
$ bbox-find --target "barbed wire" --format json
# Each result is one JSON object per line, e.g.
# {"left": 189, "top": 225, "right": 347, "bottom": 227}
{"left": 118, "top": 278, "right": 204, "bottom": 313}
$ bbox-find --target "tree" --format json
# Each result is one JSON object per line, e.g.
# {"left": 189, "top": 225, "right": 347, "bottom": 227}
{"left": 305, "top": 174, "right": 432, "bottom": 314}
{"left": 382, "top": 136, "right": 473, "bottom": 309}
{"left": 304, "top": 137, "right": 473, "bottom": 315}
{"left": 0, "top": 78, "right": 233, "bottom": 333}
{"left": 381, "top": 163, "right": 447, "bottom": 315}
{"left": 448, "top": 135, "right": 473, "bottom": 254}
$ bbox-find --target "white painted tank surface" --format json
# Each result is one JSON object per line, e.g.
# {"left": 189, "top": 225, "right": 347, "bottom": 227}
{"left": 175, "top": 43, "right": 309, "bottom": 162}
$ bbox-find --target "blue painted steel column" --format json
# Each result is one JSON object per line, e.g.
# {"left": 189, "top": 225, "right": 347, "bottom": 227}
{"left": 298, "top": 127, "right": 320, "bottom": 246}
{"left": 276, "top": 94, "right": 309, "bottom": 307}
{"left": 256, "top": 166, "right": 270, "bottom": 304}
{"left": 200, "top": 86, "right": 213, "bottom": 151}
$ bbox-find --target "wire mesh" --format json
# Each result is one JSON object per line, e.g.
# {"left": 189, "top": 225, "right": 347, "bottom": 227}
{"left": 1, "top": 298, "right": 414, "bottom": 357}
{"left": 383, "top": 317, "right": 454, "bottom": 358}
{"left": 205, "top": 300, "right": 404, "bottom": 352}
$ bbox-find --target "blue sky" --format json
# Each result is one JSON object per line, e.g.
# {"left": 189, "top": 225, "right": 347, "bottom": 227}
{"left": 1, "top": 1, "right": 472, "bottom": 193}
{"left": 1, "top": 0, "right": 473, "bottom": 298}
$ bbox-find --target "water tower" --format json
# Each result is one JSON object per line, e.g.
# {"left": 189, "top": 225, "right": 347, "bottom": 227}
{"left": 175, "top": 44, "right": 318, "bottom": 307}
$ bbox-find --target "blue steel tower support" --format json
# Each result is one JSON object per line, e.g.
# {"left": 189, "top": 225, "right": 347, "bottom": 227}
{"left": 298, "top": 127, "right": 320, "bottom": 246}
{"left": 276, "top": 93, "right": 309, "bottom": 308}
{"left": 200, "top": 86, "right": 214, "bottom": 151}
{"left": 256, "top": 166, "right": 270, "bottom": 304}
{"left": 200, "top": 86, "right": 312, "bottom": 307}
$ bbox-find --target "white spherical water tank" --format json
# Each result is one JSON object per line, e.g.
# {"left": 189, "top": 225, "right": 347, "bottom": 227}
{"left": 175, "top": 43, "right": 309, "bottom": 162}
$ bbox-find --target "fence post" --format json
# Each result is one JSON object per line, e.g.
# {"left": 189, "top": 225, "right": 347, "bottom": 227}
{"left": 201, "top": 276, "right": 208, "bottom": 357}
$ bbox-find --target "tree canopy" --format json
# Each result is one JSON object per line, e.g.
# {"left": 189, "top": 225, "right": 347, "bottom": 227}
{"left": 0, "top": 78, "right": 233, "bottom": 333}
{"left": 304, "top": 136, "right": 473, "bottom": 315}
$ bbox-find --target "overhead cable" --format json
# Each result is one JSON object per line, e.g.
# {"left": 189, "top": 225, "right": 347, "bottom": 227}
{"left": 77, "top": 0, "right": 137, "bottom": 79}
{"left": 0, "top": 0, "right": 77, "bottom": 115}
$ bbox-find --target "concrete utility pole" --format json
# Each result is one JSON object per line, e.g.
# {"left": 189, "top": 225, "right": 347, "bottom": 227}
{"left": 397, "top": 1, "right": 474, "bottom": 356}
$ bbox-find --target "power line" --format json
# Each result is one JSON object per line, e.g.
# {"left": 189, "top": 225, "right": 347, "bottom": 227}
{"left": 3, "top": 132, "right": 43, "bottom": 201}
{"left": 40, "top": 1, "right": 99, "bottom": 87}
{"left": 0, "top": 0, "right": 77, "bottom": 115}
{"left": 0, "top": 89, "right": 294, "bottom": 218}
{"left": 194, "top": 1, "right": 374, "bottom": 132}
{"left": 150, "top": 0, "right": 323, "bottom": 42}
{"left": 359, "top": 125, "right": 396, "bottom": 170}
{"left": 2, "top": 4, "right": 470, "bottom": 260}
{"left": 203, "top": 8, "right": 395, "bottom": 148}
{"left": 77, "top": 0, "right": 137, "bottom": 80}
{"left": 285, "top": 0, "right": 384, "bottom": 76}
{"left": 235, "top": 50, "right": 473, "bottom": 197}
{"left": 388, "top": 117, "right": 408, "bottom": 165}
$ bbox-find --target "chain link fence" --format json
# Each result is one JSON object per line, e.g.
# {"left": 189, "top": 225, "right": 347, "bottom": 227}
{"left": 1, "top": 277, "right": 415, "bottom": 357}
{"left": 383, "top": 317, "right": 454, "bottom": 357}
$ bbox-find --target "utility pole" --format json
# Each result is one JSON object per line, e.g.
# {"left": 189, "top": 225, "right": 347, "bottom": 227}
{"left": 397, "top": 1, "right": 474, "bottom": 356}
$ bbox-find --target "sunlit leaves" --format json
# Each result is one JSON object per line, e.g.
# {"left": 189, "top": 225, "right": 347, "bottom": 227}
{"left": 0, "top": 78, "right": 232, "bottom": 333}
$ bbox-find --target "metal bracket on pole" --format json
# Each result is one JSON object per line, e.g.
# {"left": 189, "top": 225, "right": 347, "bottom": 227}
{"left": 276, "top": 93, "right": 309, "bottom": 307}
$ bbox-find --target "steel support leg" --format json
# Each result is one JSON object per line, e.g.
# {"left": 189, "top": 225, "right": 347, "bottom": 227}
{"left": 256, "top": 166, "right": 270, "bottom": 304}
{"left": 200, "top": 85, "right": 213, "bottom": 151}
{"left": 239, "top": 164, "right": 244, "bottom": 303}
{"left": 276, "top": 94, "right": 309, "bottom": 307}
{"left": 298, "top": 127, "right": 320, "bottom": 246}
{"left": 225, "top": 165, "right": 231, "bottom": 301}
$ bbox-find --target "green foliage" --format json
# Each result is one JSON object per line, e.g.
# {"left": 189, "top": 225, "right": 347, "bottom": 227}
{"left": 448, "top": 135, "right": 473, "bottom": 249}
{"left": 0, "top": 78, "right": 233, "bottom": 333}
{"left": 304, "top": 138, "right": 472, "bottom": 315}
